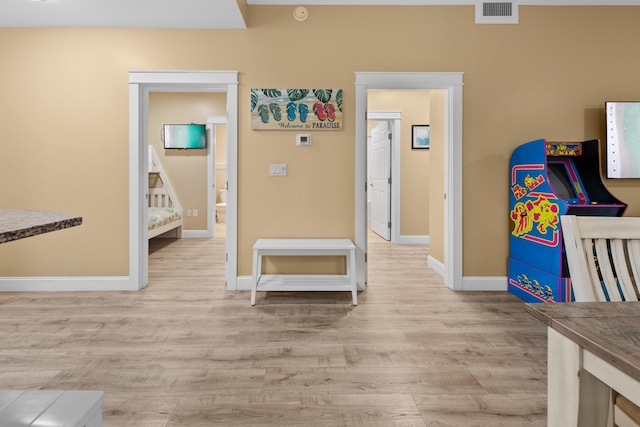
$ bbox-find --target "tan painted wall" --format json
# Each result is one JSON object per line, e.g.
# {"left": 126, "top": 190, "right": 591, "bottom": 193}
{"left": 368, "top": 91, "right": 430, "bottom": 236}
{"left": 149, "top": 92, "right": 226, "bottom": 231}
{"left": 1, "top": 5, "right": 640, "bottom": 279}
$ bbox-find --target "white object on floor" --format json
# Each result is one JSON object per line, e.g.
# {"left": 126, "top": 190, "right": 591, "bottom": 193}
{"left": 251, "top": 238, "right": 357, "bottom": 306}
{"left": 0, "top": 389, "right": 104, "bottom": 427}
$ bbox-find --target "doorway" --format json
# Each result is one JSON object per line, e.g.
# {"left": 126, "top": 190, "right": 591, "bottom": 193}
{"left": 128, "top": 71, "right": 239, "bottom": 291}
{"left": 355, "top": 72, "right": 464, "bottom": 291}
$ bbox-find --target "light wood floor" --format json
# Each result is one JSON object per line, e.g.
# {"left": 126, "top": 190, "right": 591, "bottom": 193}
{"left": 0, "top": 227, "right": 548, "bottom": 426}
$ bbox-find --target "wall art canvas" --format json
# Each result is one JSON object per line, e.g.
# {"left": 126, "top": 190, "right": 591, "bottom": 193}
{"left": 251, "top": 89, "right": 343, "bottom": 130}
{"left": 412, "top": 124, "right": 430, "bottom": 149}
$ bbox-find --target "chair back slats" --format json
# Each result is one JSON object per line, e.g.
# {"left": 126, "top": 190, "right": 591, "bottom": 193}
{"left": 629, "top": 240, "right": 640, "bottom": 300}
{"left": 612, "top": 239, "right": 639, "bottom": 302}
{"left": 561, "top": 215, "right": 640, "bottom": 303}
{"left": 596, "top": 238, "right": 622, "bottom": 302}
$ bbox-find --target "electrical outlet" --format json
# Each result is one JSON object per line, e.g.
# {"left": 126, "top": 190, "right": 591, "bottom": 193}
{"left": 193, "top": 209, "right": 198, "bottom": 217}
{"left": 187, "top": 210, "right": 192, "bottom": 217}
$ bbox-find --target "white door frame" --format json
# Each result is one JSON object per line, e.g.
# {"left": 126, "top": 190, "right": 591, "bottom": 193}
{"left": 128, "top": 70, "right": 238, "bottom": 291}
{"left": 206, "top": 116, "right": 227, "bottom": 238}
{"left": 355, "top": 72, "right": 463, "bottom": 291}
{"left": 367, "top": 111, "right": 401, "bottom": 244}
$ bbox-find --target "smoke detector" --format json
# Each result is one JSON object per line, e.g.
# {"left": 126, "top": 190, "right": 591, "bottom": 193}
{"left": 293, "top": 6, "right": 309, "bottom": 21}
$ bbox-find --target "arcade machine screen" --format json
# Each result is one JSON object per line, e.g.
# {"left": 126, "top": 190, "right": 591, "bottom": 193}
{"left": 547, "top": 162, "right": 577, "bottom": 202}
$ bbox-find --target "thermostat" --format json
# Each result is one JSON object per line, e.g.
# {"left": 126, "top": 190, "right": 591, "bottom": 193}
{"left": 296, "top": 134, "right": 312, "bottom": 146}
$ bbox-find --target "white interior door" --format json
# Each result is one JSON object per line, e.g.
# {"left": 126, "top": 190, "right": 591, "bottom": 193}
{"left": 370, "top": 121, "right": 391, "bottom": 240}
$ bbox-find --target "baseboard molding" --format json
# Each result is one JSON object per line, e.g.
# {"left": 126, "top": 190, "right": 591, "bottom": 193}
{"left": 182, "top": 230, "right": 210, "bottom": 238}
{"left": 236, "top": 276, "right": 252, "bottom": 291}
{"left": 426, "top": 258, "right": 507, "bottom": 291}
{"left": 462, "top": 276, "right": 508, "bottom": 291}
{"left": 0, "top": 276, "right": 134, "bottom": 292}
{"left": 427, "top": 255, "right": 445, "bottom": 277}
{"left": 396, "top": 235, "right": 429, "bottom": 245}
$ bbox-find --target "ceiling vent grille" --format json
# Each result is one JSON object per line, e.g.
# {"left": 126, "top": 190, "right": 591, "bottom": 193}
{"left": 476, "top": 1, "right": 518, "bottom": 24}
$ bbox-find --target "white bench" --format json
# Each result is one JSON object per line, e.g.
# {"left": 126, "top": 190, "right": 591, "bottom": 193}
{"left": 0, "top": 390, "right": 104, "bottom": 427}
{"left": 251, "top": 238, "right": 357, "bottom": 306}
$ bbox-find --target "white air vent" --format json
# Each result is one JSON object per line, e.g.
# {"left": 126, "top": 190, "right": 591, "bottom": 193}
{"left": 476, "top": 1, "right": 518, "bottom": 24}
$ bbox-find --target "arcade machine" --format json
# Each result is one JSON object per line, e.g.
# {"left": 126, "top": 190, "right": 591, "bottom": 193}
{"left": 508, "top": 139, "right": 626, "bottom": 303}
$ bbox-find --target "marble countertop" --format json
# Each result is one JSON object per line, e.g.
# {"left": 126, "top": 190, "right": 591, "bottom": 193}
{"left": 526, "top": 302, "right": 640, "bottom": 382}
{"left": 0, "top": 208, "right": 82, "bottom": 244}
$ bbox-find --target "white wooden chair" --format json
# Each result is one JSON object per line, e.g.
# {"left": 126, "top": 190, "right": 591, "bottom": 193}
{"left": 561, "top": 214, "right": 640, "bottom": 427}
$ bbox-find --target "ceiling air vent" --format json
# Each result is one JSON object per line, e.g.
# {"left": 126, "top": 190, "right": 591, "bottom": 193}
{"left": 476, "top": 1, "right": 518, "bottom": 24}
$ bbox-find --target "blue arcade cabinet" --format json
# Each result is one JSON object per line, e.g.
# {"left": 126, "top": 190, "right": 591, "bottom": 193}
{"left": 508, "top": 139, "right": 626, "bottom": 303}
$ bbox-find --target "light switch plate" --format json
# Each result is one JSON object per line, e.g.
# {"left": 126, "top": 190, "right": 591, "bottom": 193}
{"left": 270, "top": 164, "right": 287, "bottom": 176}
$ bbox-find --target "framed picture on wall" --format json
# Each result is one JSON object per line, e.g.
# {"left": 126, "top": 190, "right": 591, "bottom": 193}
{"left": 412, "top": 125, "right": 430, "bottom": 149}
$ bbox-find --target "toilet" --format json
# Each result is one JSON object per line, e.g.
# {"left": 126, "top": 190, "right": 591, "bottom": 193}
{"left": 216, "top": 189, "right": 227, "bottom": 223}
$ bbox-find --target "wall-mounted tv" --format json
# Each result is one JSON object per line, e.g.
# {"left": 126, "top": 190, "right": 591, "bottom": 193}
{"left": 163, "top": 124, "right": 206, "bottom": 149}
{"left": 606, "top": 101, "right": 640, "bottom": 178}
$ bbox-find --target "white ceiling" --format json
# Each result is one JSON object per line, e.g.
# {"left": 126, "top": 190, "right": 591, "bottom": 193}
{"left": 1, "top": 0, "right": 638, "bottom": 29}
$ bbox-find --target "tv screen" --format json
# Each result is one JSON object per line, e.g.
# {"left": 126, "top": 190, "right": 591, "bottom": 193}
{"left": 606, "top": 101, "right": 640, "bottom": 178}
{"left": 548, "top": 162, "right": 577, "bottom": 201}
{"left": 163, "top": 124, "right": 206, "bottom": 149}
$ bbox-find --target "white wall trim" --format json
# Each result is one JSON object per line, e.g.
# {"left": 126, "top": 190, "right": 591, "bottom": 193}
{"left": 248, "top": 1, "right": 640, "bottom": 6}
{"left": 237, "top": 276, "right": 253, "bottom": 291}
{"left": 397, "top": 235, "right": 429, "bottom": 245}
{"left": 356, "top": 72, "right": 464, "bottom": 292}
{"left": 182, "top": 230, "right": 210, "bottom": 238}
{"left": 0, "top": 277, "right": 134, "bottom": 292}
{"left": 428, "top": 255, "right": 445, "bottom": 277}
{"left": 462, "top": 276, "right": 508, "bottom": 291}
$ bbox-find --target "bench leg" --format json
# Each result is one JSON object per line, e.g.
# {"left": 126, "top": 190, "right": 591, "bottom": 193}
{"left": 251, "top": 250, "right": 259, "bottom": 306}
{"left": 349, "top": 249, "right": 357, "bottom": 305}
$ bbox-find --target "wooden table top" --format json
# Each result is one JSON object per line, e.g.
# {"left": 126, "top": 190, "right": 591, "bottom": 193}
{"left": 526, "top": 302, "right": 640, "bottom": 382}
{"left": 0, "top": 208, "right": 82, "bottom": 244}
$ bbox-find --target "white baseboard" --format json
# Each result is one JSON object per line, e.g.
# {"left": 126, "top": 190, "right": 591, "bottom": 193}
{"left": 182, "top": 230, "right": 210, "bottom": 238}
{"left": 236, "top": 276, "right": 252, "bottom": 291}
{"left": 462, "top": 276, "right": 508, "bottom": 291}
{"left": 0, "top": 276, "right": 134, "bottom": 292}
{"left": 427, "top": 257, "right": 507, "bottom": 291}
{"left": 396, "top": 235, "right": 429, "bottom": 245}
{"left": 428, "top": 255, "right": 445, "bottom": 277}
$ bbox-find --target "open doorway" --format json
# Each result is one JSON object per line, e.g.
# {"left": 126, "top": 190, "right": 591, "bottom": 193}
{"left": 128, "top": 71, "right": 239, "bottom": 291}
{"left": 355, "top": 72, "right": 464, "bottom": 291}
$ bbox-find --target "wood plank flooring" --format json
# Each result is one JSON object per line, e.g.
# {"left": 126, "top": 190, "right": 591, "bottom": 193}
{"left": 0, "top": 227, "right": 548, "bottom": 426}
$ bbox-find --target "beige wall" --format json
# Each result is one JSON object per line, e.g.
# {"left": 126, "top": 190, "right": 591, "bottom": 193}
{"left": 368, "top": 91, "right": 430, "bottom": 236}
{"left": 149, "top": 92, "right": 226, "bottom": 231}
{"left": 429, "top": 91, "right": 447, "bottom": 263}
{"left": 2, "top": 5, "right": 640, "bottom": 280}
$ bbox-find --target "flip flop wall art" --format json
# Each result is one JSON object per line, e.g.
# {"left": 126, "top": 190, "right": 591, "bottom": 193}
{"left": 251, "top": 89, "right": 343, "bottom": 130}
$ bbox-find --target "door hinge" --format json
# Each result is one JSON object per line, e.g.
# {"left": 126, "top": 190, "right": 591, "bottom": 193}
{"left": 388, "top": 221, "right": 391, "bottom": 229}
{"left": 388, "top": 132, "right": 392, "bottom": 140}
{"left": 365, "top": 253, "right": 367, "bottom": 263}
{"left": 226, "top": 253, "right": 228, "bottom": 262}
{"left": 388, "top": 177, "right": 391, "bottom": 184}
